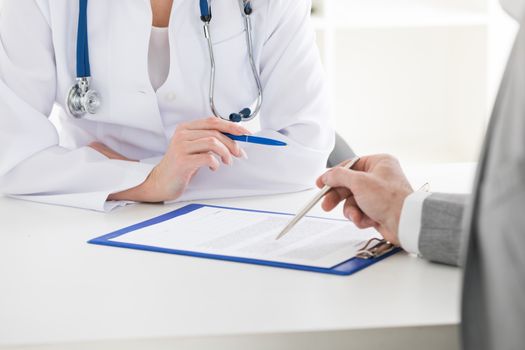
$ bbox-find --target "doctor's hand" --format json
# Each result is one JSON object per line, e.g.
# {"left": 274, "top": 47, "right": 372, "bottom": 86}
{"left": 109, "top": 117, "right": 250, "bottom": 203}
{"left": 316, "top": 155, "right": 414, "bottom": 246}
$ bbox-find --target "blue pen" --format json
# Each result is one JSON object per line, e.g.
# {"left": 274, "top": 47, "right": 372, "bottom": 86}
{"left": 223, "top": 133, "right": 287, "bottom": 147}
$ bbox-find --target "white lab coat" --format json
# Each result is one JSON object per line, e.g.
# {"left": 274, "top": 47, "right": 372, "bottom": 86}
{"left": 0, "top": 0, "right": 334, "bottom": 211}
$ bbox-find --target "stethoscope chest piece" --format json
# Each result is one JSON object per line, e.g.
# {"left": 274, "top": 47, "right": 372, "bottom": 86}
{"left": 67, "top": 77, "right": 100, "bottom": 118}
{"left": 68, "top": 0, "right": 100, "bottom": 119}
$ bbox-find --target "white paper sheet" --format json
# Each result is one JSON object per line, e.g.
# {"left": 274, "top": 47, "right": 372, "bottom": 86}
{"left": 111, "top": 206, "right": 382, "bottom": 268}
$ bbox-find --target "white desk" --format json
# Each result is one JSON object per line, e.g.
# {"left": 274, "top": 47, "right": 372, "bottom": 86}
{"left": 0, "top": 163, "right": 476, "bottom": 350}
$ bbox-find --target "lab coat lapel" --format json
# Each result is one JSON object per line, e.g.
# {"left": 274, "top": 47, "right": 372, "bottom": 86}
{"left": 155, "top": 0, "right": 211, "bottom": 137}
{"left": 90, "top": 0, "right": 247, "bottom": 135}
{"left": 156, "top": 0, "right": 191, "bottom": 95}
{"left": 95, "top": 0, "right": 163, "bottom": 132}
{"left": 101, "top": 0, "right": 190, "bottom": 134}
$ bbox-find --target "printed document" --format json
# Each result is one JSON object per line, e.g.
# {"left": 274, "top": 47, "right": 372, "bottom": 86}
{"left": 111, "top": 206, "right": 381, "bottom": 268}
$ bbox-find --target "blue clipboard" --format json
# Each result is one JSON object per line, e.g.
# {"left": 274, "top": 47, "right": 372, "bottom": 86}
{"left": 88, "top": 204, "right": 400, "bottom": 276}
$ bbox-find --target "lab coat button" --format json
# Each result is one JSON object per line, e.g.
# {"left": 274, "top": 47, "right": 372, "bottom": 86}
{"left": 165, "top": 92, "right": 176, "bottom": 102}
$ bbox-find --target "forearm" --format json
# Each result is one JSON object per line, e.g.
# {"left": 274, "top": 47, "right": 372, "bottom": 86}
{"left": 418, "top": 193, "right": 471, "bottom": 266}
{"left": 1, "top": 146, "right": 155, "bottom": 211}
{"left": 107, "top": 174, "right": 154, "bottom": 202}
{"left": 89, "top": 143, "right": 160, "bottom": 203}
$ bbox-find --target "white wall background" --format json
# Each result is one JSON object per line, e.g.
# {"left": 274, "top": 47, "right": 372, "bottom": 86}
{"left": 313, "top": 0, "right": 518, "bottom": 164}
{"left": 0, "top": 0, "right": 518, "bottom": 164}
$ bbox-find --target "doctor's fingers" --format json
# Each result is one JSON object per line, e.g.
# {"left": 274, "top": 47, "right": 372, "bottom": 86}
{"left": 180, "top": 130, "right": 243, "bottom": 158}
{"left": 184, "top": 138, "right": 234, "bottom": 165}
{"left": 179, "top": 117, "right": 251, "bottom": 136}
{"left": 184, "top": 153, "right": 221, "bottom": 172}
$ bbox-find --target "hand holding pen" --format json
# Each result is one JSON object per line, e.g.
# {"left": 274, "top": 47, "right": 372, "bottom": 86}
{"left": 315, "top": 155, "right": 414, "bottom": 246}
{"left": 108, "top": 118, "right": 250, "bottom": 203}
{"left": 107, "top": 117, "right": 287, "bottom": 204}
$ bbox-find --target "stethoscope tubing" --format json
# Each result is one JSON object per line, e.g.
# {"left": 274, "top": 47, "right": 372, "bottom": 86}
{"left": 76, "top": 0, "right": 90, "bottom": 78}
{"left": 201, "top": 0, "right": 263, "bottom": 122}
{"left": 69, "top": 0, "right": 263, "bottom": 122}
{"left": 241, "top": 11, "right": 263, "bottom": 121}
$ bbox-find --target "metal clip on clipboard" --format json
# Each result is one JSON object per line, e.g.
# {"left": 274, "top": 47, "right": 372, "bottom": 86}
{"left": 356, "top": 238, "right": 396, "bottom": 259}
{"left": 356, "top": 182, "right": 427, "bottom": 260}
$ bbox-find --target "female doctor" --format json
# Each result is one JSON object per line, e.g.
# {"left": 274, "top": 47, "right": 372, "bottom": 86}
{"left": 0, "top": 0, "right": 334, "bottom": 211}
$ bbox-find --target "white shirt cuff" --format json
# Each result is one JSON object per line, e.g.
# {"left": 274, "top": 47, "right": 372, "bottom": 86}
{"left": 398, "top": 191, "right": 432, "bottom": 255}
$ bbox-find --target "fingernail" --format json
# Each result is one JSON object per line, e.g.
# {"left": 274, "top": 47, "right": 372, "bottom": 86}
{"left": 234, "top": 146, "right": 242, "bottom": 158}
{"left": 240, "top": 148, "right": 249, "bottom": 159}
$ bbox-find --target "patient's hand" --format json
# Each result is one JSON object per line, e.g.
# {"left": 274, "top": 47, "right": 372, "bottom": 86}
{"left": 316, "top": 155, "right": 413, "bottom": 246}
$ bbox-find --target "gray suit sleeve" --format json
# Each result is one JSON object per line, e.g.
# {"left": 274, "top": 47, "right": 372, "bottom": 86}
{"left": 418, "top": 193, "right": 470, "bottom": 266}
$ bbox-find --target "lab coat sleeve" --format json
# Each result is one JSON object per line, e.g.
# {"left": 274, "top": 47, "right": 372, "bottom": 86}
{"left": 176, "top": 0, "right": 335, "bottom": 201}
{"left": 0, "top": 0, "right": 154, "bottom": 211}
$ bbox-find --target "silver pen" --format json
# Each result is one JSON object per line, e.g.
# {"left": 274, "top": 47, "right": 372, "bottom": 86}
{"left": 275, "top": 156, "right": 361, "bottom": 240}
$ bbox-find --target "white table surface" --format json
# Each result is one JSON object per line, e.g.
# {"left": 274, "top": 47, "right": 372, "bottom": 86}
{"left": 0, "top": 162, "right": 476, "bottom": 349}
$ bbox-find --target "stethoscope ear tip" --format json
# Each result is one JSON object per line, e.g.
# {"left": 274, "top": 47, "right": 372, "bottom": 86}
{"left": 229, "top": 108, "right": 252, "bottom": 122}
{"left": 243, "top": 1, "right": 253, "bottom": 15}
{"left": 229, "top": 113, "right": 243, "bottom": 123}
{"left": 240, "top": 108, "right": 251, "bottom": 118}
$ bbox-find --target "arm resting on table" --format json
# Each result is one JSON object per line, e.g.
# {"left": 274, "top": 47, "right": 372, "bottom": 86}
{"left": 419, "top": 193, "right": 471, "bottom": 267}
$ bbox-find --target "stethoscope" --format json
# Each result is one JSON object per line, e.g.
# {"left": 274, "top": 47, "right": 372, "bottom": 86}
{"left": 67, "top": 0, "right": 263, "bottom": 123}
